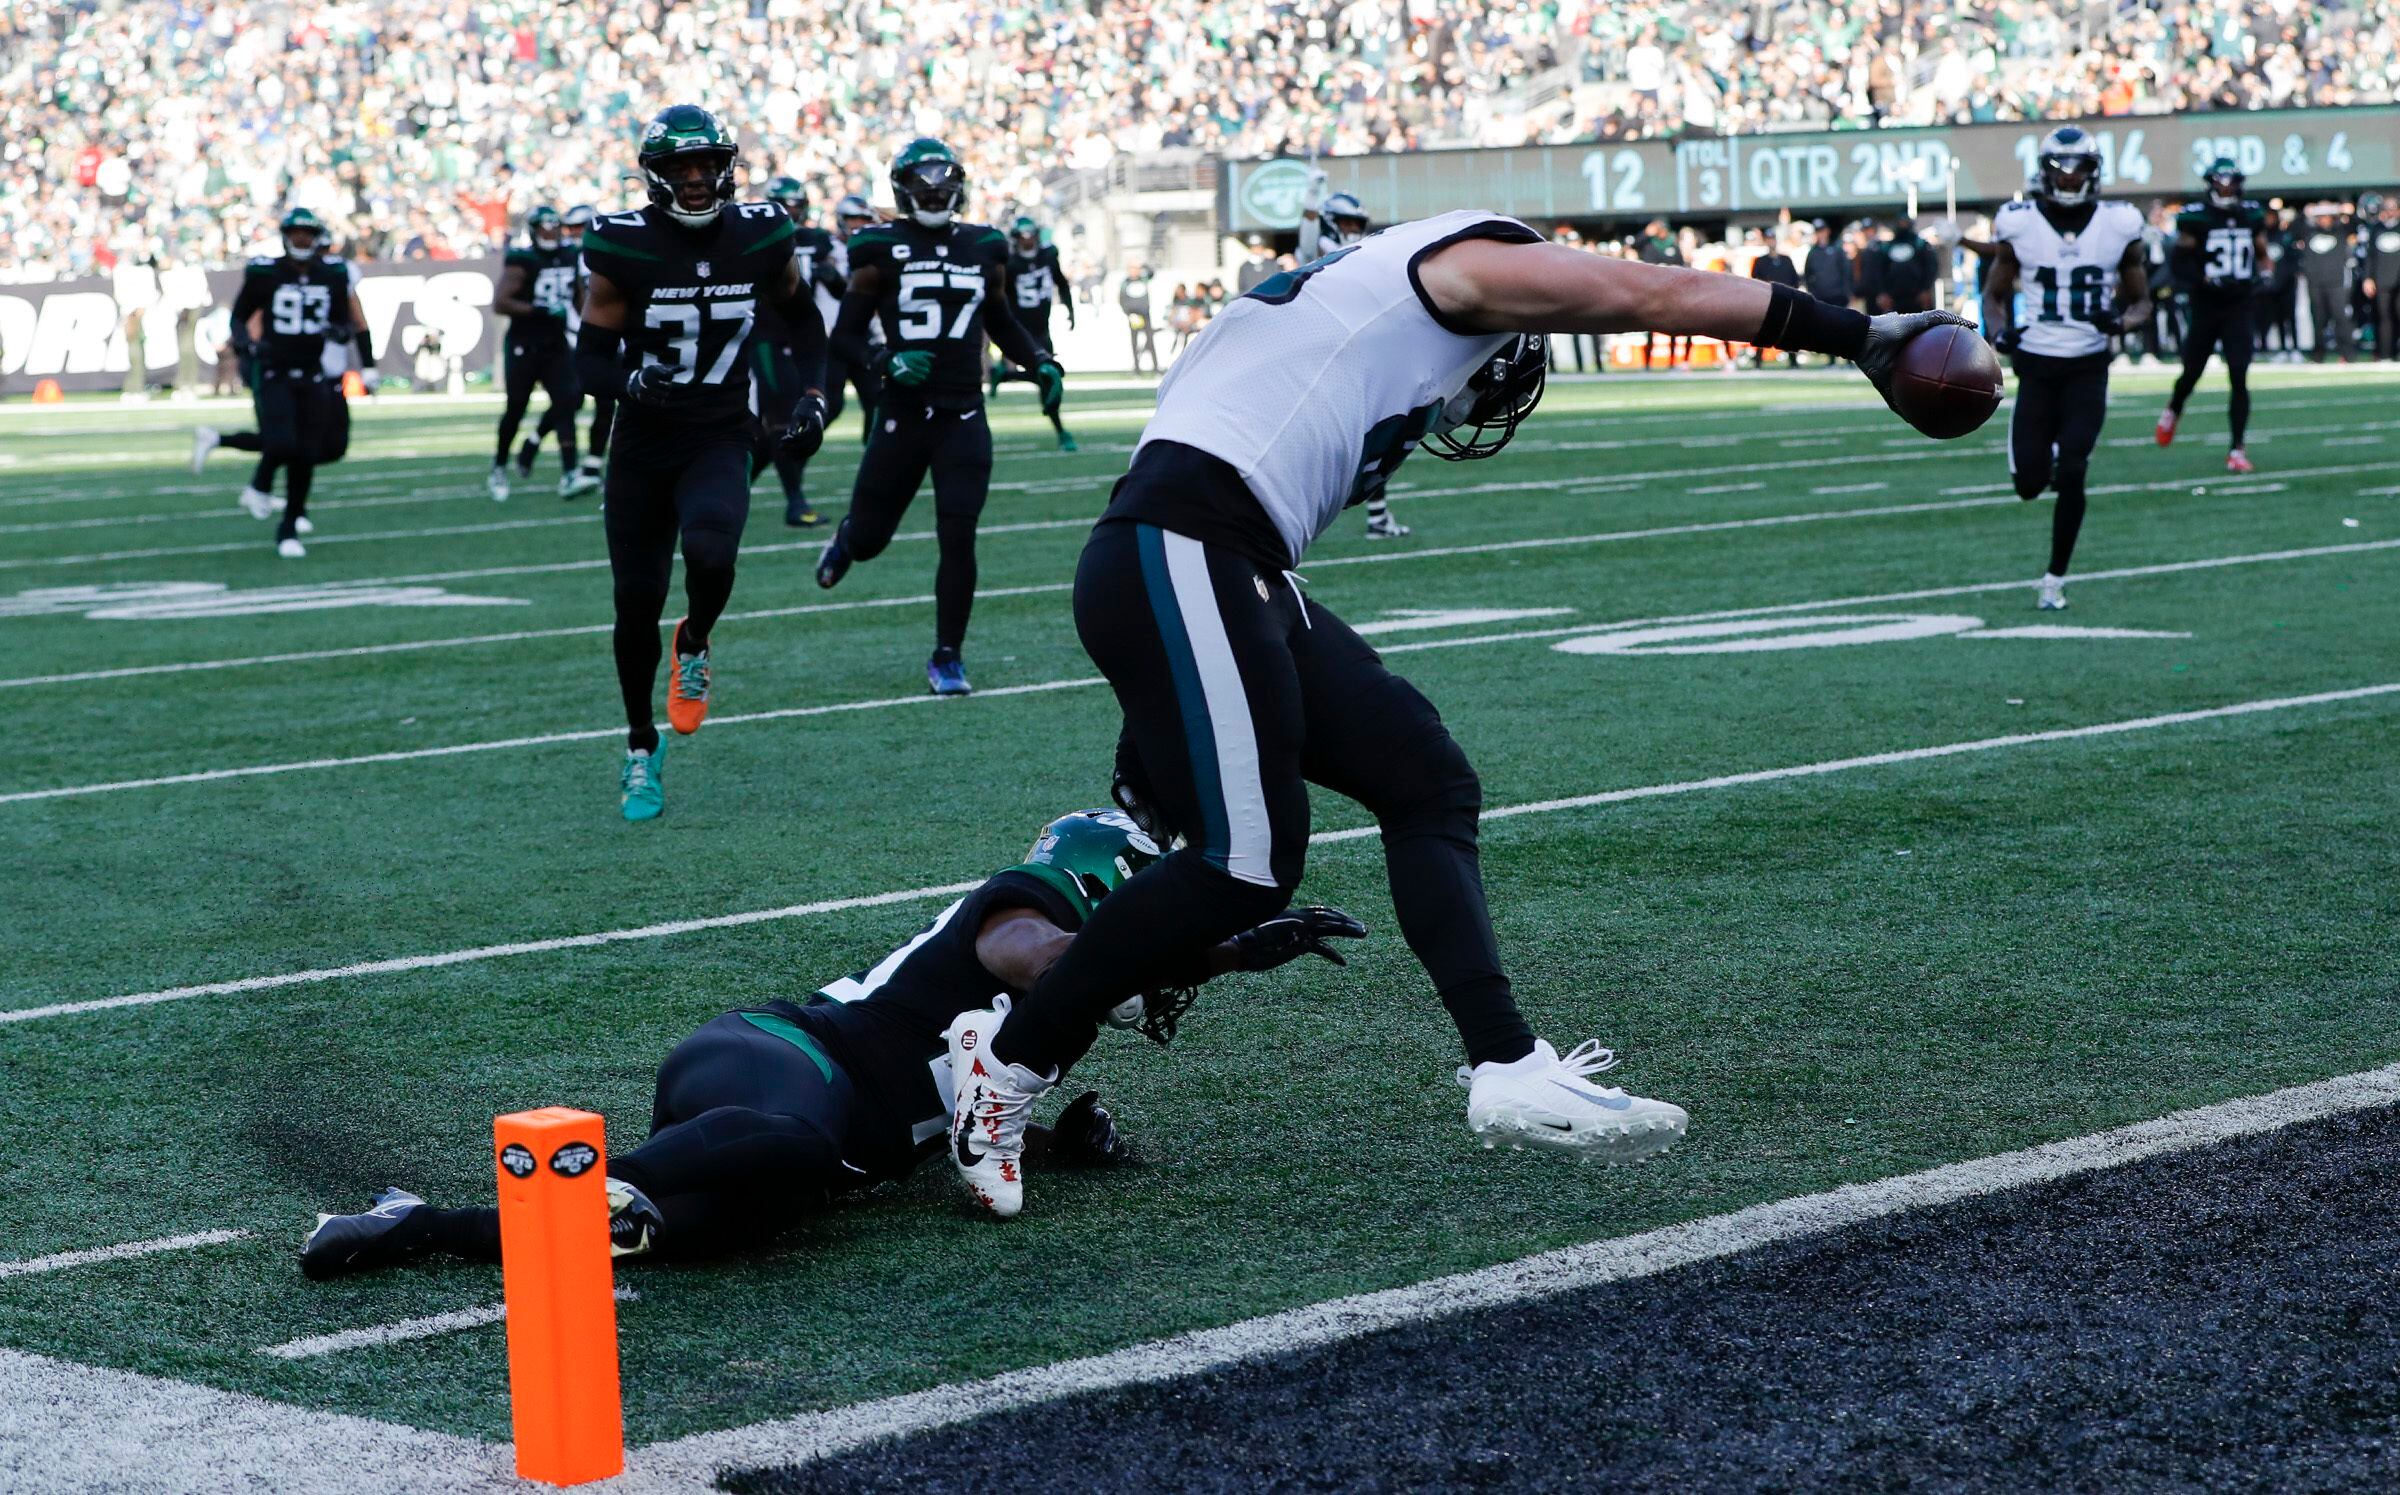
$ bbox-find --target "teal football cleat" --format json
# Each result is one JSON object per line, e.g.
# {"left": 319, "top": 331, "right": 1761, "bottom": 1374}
{"left": 927, "top": 647, "right": 972, "bottom": 696}
{"left": 621, "top": 737, "right": 667, "bottom": 822}
{"left": 1057, "top": 429, "right": 1079, "bottom": 453}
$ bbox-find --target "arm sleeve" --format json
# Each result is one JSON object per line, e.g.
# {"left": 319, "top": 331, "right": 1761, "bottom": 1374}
{"left": 230, "top": 269, "right": 270, "bottom": 325}
{"left": 829, "top": 288, "right": 880, "bottom": 371}
{"left": 777, "top": 276, "right": 828, "bottom": 400}
{"left": 574, "top": 322, "right": 626, "bottom": 396}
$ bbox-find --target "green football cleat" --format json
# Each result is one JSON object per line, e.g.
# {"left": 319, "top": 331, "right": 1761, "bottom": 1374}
{"left": 620, "top": 738, "right": 667, "bottom": 822}
{"left": 1057, "top": 430, "right": 1079, "bottom": 453}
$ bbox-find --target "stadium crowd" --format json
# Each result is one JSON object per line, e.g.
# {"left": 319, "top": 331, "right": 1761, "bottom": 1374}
{"left": 4, "top": 0, "right": 2399, "bottom": 283}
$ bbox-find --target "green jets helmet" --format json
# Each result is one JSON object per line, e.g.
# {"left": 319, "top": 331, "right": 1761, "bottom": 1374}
{"left": 891, "top": 137, "right": 966, "bottom": 228}
{"left": 2202, "top": 155, "right": 2245, "bottom": 209}
{"left": 279, "top": 206, "right": 326, "bottom": 259}
{"left": 1010, "top": 214, "right": 1041, "bottom": 251}
{"left": 1007, "top": 809, "right": 1162, "bottom": 921}
{"left": 765, "top": 175, "right": 807, "bottom": 208}
{"left": 637, "top": 104, "right": 740, "bottom": 227}
{"left": 526, "top": 204, "right": 563, "bottom": 247}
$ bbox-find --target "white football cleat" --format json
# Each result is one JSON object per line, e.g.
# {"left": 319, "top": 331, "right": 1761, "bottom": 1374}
{"left": 1459, "top": 1039, "right": 1687, "bottom": 1161}
{"left": 277, "top": 536, "right": 306, "bottom": 559}
{"left": 487, "top": 465, "right": 511, "bottom": 502}
{"left": 559, "top": 469, "right": 601, "bottom": 499}
{"left": 1364, "top": 511, "right": 1411, "bottom": 539}
{"left": 293, "top": 516, "right": 315, "bottom": 536}
{"left": 190, "top": 426, "right": 220, "bottom": 473}
{"left": 944, "top": 1002, "right": 1054, "bottom": 1218}
{"left": 2036, "top": 573, "right": 2068, "bottom": 611}
{"left": 238, "top": 485, "right": 279, "bottom": 520}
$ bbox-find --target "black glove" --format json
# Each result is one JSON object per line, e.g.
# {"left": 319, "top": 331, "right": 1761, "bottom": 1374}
{"left": 778, "top": 391, "right": 828, "bottom": 460}
{"left": 1991, "top": 323, "right": 2024, "bottom": 357}
{"left": 2087, "top": 307, "right": 2125, "bottom": 338}
{"left": 1026, "top": 1091, "right": 1139, "bottom": 1168}
{"left": 1856, "top": 308, "right": 1976, "bottom": 413}
{"left": 1110, "top": 754, "right": 1176, "bottom": 846}
{"left": 325, "top": 323, "right": 355, "bottom": 346}
{"left": 1225, "top": 906, "right": 1368, "bottom": 972}
{"left": 624, "top": 362, "right": 681, "bottom": 407}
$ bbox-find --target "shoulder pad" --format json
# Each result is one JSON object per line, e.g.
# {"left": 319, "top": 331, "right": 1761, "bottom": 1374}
{"left": 323, "top": 255, "right": 346, "bottom": 268}
{"left": 247, "top": 257, "right": 278, "bottom": 272}
{"left": 852, "top": 223, "right": 901, "bottom": 243}
{"left": 966, "top": 223, "right": 1007, "bottom": 244}
{"left": 505, "top": 246, "right": 536, "bottom": 262}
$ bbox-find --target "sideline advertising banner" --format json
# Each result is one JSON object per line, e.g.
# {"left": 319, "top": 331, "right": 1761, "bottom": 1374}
{"left": 0, "top": 257, "right": 501, "bottom": 395}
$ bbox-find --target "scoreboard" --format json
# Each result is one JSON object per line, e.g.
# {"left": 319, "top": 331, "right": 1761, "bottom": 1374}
{"left": 1222, "top": 106, "right": 2400, "bottom": 233}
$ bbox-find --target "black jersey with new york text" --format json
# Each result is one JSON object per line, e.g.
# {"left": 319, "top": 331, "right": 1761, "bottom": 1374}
{"left": 580, "top": 202, "right": 804, "bottom": 427}
{"left": 844, "top": 218, "right": 1015, "bottom": 406}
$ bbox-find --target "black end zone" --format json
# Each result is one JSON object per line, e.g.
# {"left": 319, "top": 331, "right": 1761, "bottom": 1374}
{"left": 725, "top": 1106, "right": 2400, "bottom": 1492}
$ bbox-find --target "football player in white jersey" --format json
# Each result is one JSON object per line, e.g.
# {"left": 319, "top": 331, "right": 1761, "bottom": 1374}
{"left": 937, "top": 209, "right": 1973, "bottom": 1217}
{"left": 1299, "top": 172, "right": 1410, "bottom": 540}
{"left": 1979, "top": 127, "right": 2152, "bottom": 611}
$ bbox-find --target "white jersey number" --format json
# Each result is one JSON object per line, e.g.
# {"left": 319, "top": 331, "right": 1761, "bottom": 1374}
{"left": 2204, "top": 228, "right": 2254, "bottom": 283}
{"left": 270, "top": 283, "right": 331, "bottom": 336}
{"left": 642, "top": 298, "right": 756, "bottom": 384}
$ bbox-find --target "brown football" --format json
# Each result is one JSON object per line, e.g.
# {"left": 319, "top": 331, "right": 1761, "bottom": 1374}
{"left": 1887, "top": 323, "right": 2004, "bottom": 440}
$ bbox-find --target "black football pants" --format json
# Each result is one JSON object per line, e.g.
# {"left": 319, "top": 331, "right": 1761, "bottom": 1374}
{"left": 2008, "top": 350, "right": 2110, "bottom": 576}
{"left": 604, "top": 420, "right": 751, "bottom": 747}
{"left": 221, "top": 370, "right": 347, "bottom": 522}
{"left": 496, "top": 338, "right": 579, "bottom": 469}
{"left": 394, "top": 1011, "right": 856, "bottom": 1264}
{"left": 2168, "top": 298, "right": 2254, "bottom": 448}
{"left": 991, "top": 518, "right": 1535, "bottom": 1078}
{"left": 835, "top": 400, "right": 991, "bottom": 652}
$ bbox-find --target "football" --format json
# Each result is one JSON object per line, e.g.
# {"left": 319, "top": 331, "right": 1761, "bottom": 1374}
{"left": 1887, "top": 323, "right": 2005, "bottom": 439}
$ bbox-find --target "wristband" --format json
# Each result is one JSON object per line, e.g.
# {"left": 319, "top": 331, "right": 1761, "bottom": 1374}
{"left": 1755, "top": 282, "right": 1870, "bottom": 359}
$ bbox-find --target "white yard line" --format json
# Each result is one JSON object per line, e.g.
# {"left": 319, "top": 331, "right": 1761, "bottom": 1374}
{"left": 259, "top": 1286, "right": 637, "bottom": 1362}
{"left": 0, "top": 1230, "right": 247, "bottom": 1281}
{"left": 627, "top": 1060, "right": 2400, "bottom": 1484}
{"left": 10, "top": 679, "right": 2395, "bottom": 1028}
{"left": 0, "top": 492, "right": 2012, "bottom": 691}
{"left": 10, "top": 531, "right": 2397, "bottom": 797}
{"left": 0, "top": 513, "right": 596, "bottom": 570}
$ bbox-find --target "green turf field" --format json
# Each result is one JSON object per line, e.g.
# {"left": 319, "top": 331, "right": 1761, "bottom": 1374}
{"left": 3, "top": 366, "right": 2396, "bottom": 1447}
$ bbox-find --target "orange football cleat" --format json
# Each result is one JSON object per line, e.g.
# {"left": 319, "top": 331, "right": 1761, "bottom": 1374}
{"left": 2225, "top": 448, "right": 2253, "bottom": 475}
{"left": 665, "top": 619, "right": 711, "bottom": 735}
{"left": 2154, "top": 408, "right": 2178, "bottom": 446}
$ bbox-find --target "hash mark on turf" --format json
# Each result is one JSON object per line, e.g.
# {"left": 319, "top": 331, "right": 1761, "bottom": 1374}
{"left": 0, "top": 1230, "right": 248, "bottom": 1280}
{"left": 258, "top": 1286, "right": 636, "bottom": 1360}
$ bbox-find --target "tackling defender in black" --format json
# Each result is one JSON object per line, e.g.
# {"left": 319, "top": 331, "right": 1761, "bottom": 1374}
{"left": 752, "top": 176, "right": 847, "bottom": 527}
{"left": 1980, "top": 127, "right": 2151, "bottom": 611}
{"left": 990, "top": 213, "right": 1078, "bottom": 451}
{"left": 190, "top": 207, "right": 369, "bottom": 558}
{"left": 574, "top": 105, "right": 830, "bottom": 823}
{"left": 814, "top": 137, "right": 1064, "bottom": 698}
{"left": 297, "top": 810, "right": 1363, "bottom": 1273}
{"left": 2157, "top": 158, "right": 2270, "bottom": 473}
{"left": 488, "top": 206, "right": 595, "bottom": 502}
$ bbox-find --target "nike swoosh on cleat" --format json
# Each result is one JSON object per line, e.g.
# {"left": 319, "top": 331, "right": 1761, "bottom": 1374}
{"left": 1549, "top": 1080, "right": 1633, "bottom": 1111}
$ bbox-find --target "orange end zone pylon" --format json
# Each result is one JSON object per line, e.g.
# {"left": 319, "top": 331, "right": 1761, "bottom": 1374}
{"left": 495, "top": 1107, "right": 624, "bottom": 1485}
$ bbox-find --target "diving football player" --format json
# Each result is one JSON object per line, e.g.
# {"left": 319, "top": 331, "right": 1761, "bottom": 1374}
{"left": 941, "top": 209, "right": 1970, "bottom": 1217}
{"left": 1981, "top": 127, "right": 2151, "bottom": 610}
{"left": 190, "top": 208, "right": 369, "bottom": 558}
{"left": 990, "top": 214, "right": 1078, "bottom": 451}
{"left": 299, "top": 810, "right": 1363, "bottom": 1273}
{"left": 2157, "top": 158, "right": 2270, "bottom": 472}
{"left": 814, "top": 138, "right": 1064, "bottom": 697}
{"left": 575, "top": 106, "right": 830, "bottom": 822}
{"left": 488, "top": 205, "right": 592, "bottom": 501}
